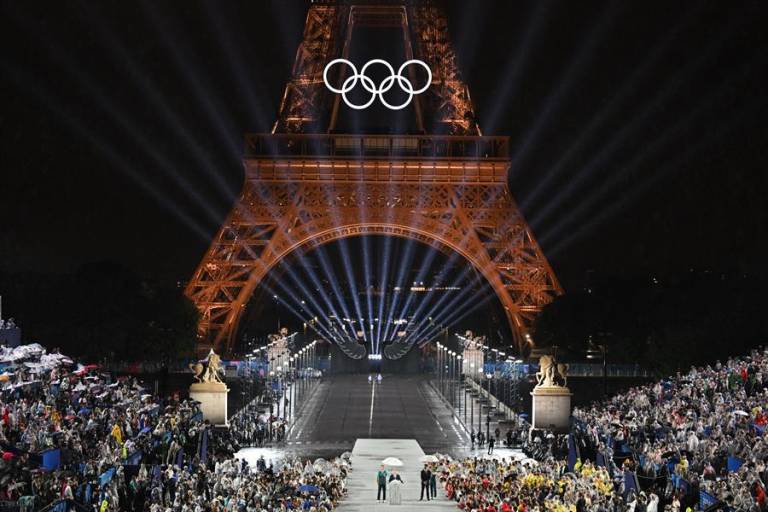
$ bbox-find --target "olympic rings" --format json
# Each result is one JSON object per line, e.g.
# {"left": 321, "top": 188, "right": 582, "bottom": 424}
{"left": 323, "top": 58, "right": 432, "bottom": 111}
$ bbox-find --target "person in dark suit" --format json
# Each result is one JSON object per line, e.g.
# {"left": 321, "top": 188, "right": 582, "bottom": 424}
{"left": 420, "top": 465, "right": 432, "bottom": 501}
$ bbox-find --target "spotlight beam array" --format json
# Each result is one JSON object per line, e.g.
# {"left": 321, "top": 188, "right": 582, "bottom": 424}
{"left": 81, "top": 2, "right": 240, "bottom": 205}
{"left": 1, "top": 63, "right": 211, "bottom": 241}
{"left": 6, "top": 10, "right": 230, "bottom": 230}
{"left": 538, "top": 48, "right": 761, "bottom": 252}
{"left": 140, "top": 0, "right": 242, "bottom": 159}
{"left": 520, "top": 6, "right": 702, "bottom": 214}
{"left": 530, "top": 14, "right": 749, "bottom": 242}
{"left": 546, "top": 69, "right": 766, "bottom": 258}
{"left": 507, "top": 2, "right": 624, "bottom": 172}
{"left": 483, "top": 2, "right": 549, "bottom": 134}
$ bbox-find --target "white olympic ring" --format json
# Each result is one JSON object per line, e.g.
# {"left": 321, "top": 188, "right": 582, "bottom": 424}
{"left": 323, "top": 58, "right": 432, "bottom": 111}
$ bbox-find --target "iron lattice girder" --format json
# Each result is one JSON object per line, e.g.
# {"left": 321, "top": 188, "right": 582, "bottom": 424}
{"left": 188, "top": 2, "right": 562, "bottom": 354}
{"left": 186, "top": 136, "right": 562, "bottom": 353}
{"left": 273, "top": 2, "right": 479, "bottom": 135}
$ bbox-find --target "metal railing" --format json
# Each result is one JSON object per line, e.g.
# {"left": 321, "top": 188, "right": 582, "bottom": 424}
{"left": 245, "top": 133, "right": 510, "bottom": 160}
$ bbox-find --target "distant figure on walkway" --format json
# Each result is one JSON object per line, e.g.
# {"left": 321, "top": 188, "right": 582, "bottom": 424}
{"left": 470, "top": 430, "right": 476, "bottom": 448}
{"left": 429, "top": 466, "right": 437, "bottom": 498}
{"left": 488, "top": 436, "right": 495, "bottom": 455}
{"left": 377, "top": 373, "right": 382, "bottom": 384}
{"left": 420, "top": 465, "right": 432, "bottom": 501}
{"left": 388, "top": 470, "right": 403, "bottom": 505}
{"left": 376, "top": 465, "right": 388, "bottom": 502}
{"left": 368, "top": 375, "right": 373, "bottom": 384}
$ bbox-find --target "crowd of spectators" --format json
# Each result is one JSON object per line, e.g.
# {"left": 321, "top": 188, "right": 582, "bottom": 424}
{"left": 0, "top": 319, "right": 17, "bottom": 330}
{"left": 571, "top": 346, "right": 768, "bottom": 511}
{"left": 435, "top": 455, "right": 618, "bottom": 512}
{"left": 0, "top": 343, "right": 349, "bottom": 511}
{"left": 229, "top": 393, "right": 287, "bottom": 448}
{"left": 437, "top": 346, "right": 768, "bottom": 512}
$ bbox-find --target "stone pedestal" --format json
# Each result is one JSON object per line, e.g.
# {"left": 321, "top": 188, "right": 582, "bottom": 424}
{"left": 531, "top": 386, "right": 572, "bottom": 432}
{"left": 189, "top": 382, "right": 229, "bottom": 426}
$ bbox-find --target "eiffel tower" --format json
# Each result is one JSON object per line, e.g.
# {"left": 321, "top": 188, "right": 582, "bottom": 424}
{"left": 186, "top": 1, "right": 562, "bottom": 355}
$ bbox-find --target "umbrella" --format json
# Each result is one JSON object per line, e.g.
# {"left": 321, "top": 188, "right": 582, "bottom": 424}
{"left": 299, "top": 484, "right": 320, "bottom": 493}
{"left": 733, "top": 410, "right": 750, "bottom": 417}
{"left": 520, "top": 458, "right": 538, "bottom": 466}
{"left": 382, "top": 457, "right": 403, "bottom": 467}
{"left": 421, "top": 455, "right": 439, "bottom": 463}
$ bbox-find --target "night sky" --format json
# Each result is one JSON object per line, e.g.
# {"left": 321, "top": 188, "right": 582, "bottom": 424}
{"left": 2, "top": 0, "right": 767, "bottom": 290}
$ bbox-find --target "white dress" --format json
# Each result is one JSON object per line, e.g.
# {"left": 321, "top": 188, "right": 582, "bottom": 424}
{"left": 388, "top": 479, "right": 403, "bottom": 505}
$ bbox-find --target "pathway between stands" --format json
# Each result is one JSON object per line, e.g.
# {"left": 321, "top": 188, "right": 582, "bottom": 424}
{"left": 338, "top": 438, "right": 456, "bottom": 512}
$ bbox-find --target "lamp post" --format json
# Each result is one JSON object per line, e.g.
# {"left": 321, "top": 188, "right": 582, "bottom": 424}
{"left": 443, "top": 347, "right": 449, "bottom": 402}
{"left": 269, "top": 369, "right": 276, "bottom": 440}
{"left": 478, "top": 371, "right": 483, "bottom": 434}
{"left": 457, "top": 354, "right": 463, "bottom": 418}
{"left": 452, "top": 349, "right": 457, "bottom": 404}
{"left": 443, "top": 346, "right": 449, "bottom": 400}
{"left": 469, "top": 362, "right": 475, "bottom": 434}
{"left": 440, "top": 345, "right": 446, "bottom": 397}
{"left": 303, "top": 344, "right": 310, "bottom": 398}
{"left": 288, "top": 355, "right": 295, "bottom": 422}
{"left": 437, "top": 343, "right": 442, "bottom": 397}
{"left": 486, "top": 373, "right": 493, "bottom": 439}
{"left": 452, "top": 352, "right": 458, "bottom": 409}
{"left": 463, "top": 369, "right": 469, "bottom": 426}
{"left": 447, "top": 350, "right": 453, "bottom": 406}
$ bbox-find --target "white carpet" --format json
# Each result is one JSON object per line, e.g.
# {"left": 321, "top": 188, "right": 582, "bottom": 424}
{"left": 337, "top": 438, "right": 456, "bottom": 511}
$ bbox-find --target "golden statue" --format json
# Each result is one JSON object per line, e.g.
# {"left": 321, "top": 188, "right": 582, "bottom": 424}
{"left": 189, "top": 349, "right": 225, "bottom": 384}
{"left": 535, "top": 355, "right": 568, "bottom": 388}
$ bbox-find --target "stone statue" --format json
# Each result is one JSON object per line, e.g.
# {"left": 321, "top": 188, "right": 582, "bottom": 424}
{"left": 556, "top": 363, "right": 569, "bottom": 387}
{"left": 189, "top": 361, "right": 205, "bottom": 383}
{"left": 461, "top": 330, "right": 485, "bottom": 350}
{"left": 268, "top": 327, "right": 291, "bottom": 349}
{"left": 535, "top": 355, "right": 568, "bottom": 388}
{"left": 189, "top": 349, "right": 225, "bottom": 384}
{"left": 531, "top": 355, "right": 572, "bottom": 431}
{"left": 189, "top": 349, "right": 229, "bottom": 426}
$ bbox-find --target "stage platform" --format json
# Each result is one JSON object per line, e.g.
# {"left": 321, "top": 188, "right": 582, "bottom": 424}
{"left": 338, "top": 438, "right": 457, "bottom": 511}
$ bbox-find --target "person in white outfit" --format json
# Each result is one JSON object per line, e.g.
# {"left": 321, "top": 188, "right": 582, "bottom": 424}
{"left": 388, "top": 470, "right": 403, "bottom": 505}
{"left": 647, "top": 492, "right": 659, "bottom": 512}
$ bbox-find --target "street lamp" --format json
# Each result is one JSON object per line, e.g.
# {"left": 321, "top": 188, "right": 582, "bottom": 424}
{"left": 448, "top": 352, "right": 454, "bottom": 405}
{"left": 485, "top": 372, "right": 493, "bottom": 439}
{"left": 469, "top": 362, "right": 475, "bottom": 433}
{"left": 457, "top": 355, "right": 463, "bottom": 418}
{"left": 436, "top": 343, "right": 442, "bottom": 397}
